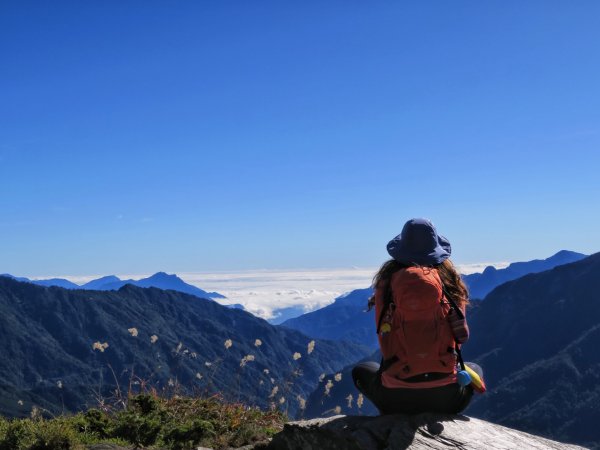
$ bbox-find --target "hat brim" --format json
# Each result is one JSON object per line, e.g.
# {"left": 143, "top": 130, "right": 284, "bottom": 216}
{"left": 387, "top": 234, "right": 451, "bottom": 266}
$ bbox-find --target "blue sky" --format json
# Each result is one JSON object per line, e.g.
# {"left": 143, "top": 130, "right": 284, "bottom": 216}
{"left": 1, "top": 1, "right": 599, "bottom": 276}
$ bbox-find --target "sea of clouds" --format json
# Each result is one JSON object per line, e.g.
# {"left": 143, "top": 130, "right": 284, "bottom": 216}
{"left": 180, "top": 263, "right": 508, "bottom": 320}
{"left": 39, "top": 263, "right": 508, "bottom": 321}
{"left": 181, "top": 268, "right": 376, "bottom": 320}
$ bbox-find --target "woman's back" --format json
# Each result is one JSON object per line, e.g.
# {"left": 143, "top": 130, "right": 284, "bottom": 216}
{"left": 352, "top": 218, "right": 480, "bottom": 415}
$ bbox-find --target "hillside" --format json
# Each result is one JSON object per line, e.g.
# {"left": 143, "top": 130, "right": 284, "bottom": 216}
{"left": 280, "top": 288, "right": 376, "bottom": 347}
{"left": 0, "top": 276, "right": 370, "bottom": 419}
{"left": 304, "top": 348, "right": 379, "bottom": 418}
{"left": 463, "top": 252, "right": 600, "bottom": 447}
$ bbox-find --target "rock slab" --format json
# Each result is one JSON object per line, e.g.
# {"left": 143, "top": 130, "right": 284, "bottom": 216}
{"left": 265, "top": 414, "right": 588, "bottom": 450}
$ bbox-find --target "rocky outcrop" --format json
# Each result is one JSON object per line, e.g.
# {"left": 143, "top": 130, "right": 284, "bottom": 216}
{"left": 264, "top": 414, "right": 588, "bottom": 450}
{"left": 84, "top": 414, "right": 588, "bottom": 449}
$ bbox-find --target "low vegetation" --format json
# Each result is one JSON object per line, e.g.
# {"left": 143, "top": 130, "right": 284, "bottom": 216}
{"left": 0, "top": 394, "right": 285, "bottom": 450}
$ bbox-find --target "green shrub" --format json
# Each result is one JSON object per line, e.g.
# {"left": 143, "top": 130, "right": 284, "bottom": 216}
{"left": 30, "top": 419, "right": 77, "bottom": 450}
{"left": 0, "top": 395, "right": 285, "bottom": 450}
{"left": 163, "top": 419, "right": 215, "bottom": 450}
{"left": 80, "top": 409, "right": 111, "bottom": 438}
{"left": 113, "top": 411, "right": 162, "bottom": 447}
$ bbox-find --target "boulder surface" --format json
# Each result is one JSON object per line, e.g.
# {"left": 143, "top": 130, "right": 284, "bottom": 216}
{"left": 264, "top": 414, "right": 588, "bottom": 450}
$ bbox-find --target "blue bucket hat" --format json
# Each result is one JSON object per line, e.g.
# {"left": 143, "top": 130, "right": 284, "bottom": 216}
{"left": 387, "top": 218, "right": 451, "bottom": 266}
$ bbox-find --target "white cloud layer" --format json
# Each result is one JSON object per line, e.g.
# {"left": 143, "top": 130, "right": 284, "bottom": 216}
{"left": 30, "top": 262, "right": 509, "bottom": 320}
{"left": 180, "top": 262, "right": 510, "bottom": 320}
{"left": 179, "top": 268, "right": 376, "bottom": 320}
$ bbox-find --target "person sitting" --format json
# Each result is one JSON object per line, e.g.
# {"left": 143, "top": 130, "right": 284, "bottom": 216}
{"left": 352, "top": 218, "right": 483, "bottom": 415}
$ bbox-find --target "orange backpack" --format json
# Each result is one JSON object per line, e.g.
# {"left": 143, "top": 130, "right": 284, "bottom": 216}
{"left": 376, "top": 266, "right": 457, "bottom": 379}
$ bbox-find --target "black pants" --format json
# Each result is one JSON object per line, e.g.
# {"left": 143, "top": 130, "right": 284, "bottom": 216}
{"left": 352, "top": 361, "right": 475, "bottom": 415}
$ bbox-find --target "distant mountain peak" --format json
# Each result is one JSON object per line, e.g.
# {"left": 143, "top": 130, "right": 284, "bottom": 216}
{"left": 133, "top": 272, "right": 226, "bottom": 299}
{"left": 148, "top": 272, "right": 177, "bottom": 279}
{"left": 81, "top": 275, "right": 121, "bottom": 290}
{"left": 550, "top": 249, "right": 586, "bottom": 260}
{"left": 87, "top": 275, "right": 120, "bottom": 282}
{"left": 31, "top": 278, "right": 80, "bottom": 289}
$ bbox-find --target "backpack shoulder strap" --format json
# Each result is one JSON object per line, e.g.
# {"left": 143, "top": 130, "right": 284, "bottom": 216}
{"left": 440, "top": 284, "right": 465, "bottom": 320}
{"left": 439, "top": 282, "right": 466, "bottom": 371}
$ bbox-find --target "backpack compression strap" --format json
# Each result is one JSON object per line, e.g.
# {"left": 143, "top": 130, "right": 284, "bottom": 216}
{"left": 376, "top": 279, "right": 398, "bottom": 374}
{"left": 440, "top": 284, "right": 467, "bottom": 372}
{"left": 375, "top": 280, "right": 394, "bottom": 335}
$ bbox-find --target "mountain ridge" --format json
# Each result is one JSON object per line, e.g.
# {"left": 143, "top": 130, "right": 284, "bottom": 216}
{"left": 462, "top": 250, "right": 587, "bottom": 299}
{"left": 0, "top": 271, "right": 225, "bottom": 300}
{"left": 459, "top": 252, "right": 600, "bottom": 447}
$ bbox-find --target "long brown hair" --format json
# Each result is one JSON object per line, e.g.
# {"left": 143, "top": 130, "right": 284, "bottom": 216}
{"left": 370, "top": 259, "right": 469, "bottom": 308}
{"left": 372, "top": 259, "right": 405, "bottom": 289}
{"left": 437, "top": 259, "right": 469, "bottom": 308}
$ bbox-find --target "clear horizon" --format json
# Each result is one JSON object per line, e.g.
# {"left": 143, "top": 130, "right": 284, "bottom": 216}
{"left": 2, "top": 2, "right": 599, "bottom": 275}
